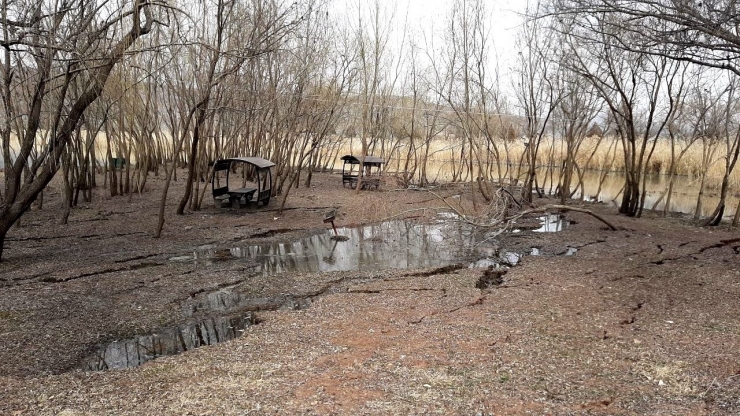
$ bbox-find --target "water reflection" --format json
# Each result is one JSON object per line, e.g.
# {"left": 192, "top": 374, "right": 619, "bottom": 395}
{"left": 534, "top": 214, "right": 569, "bottom": 233}
{"left": 84, "top": 313, "right": 253, "bottom": 371}
{"left": 184, "top": 290, "right": 310, "bottom": 317}
{"left": 538, "top": 170, "right": 738, "bottom": 219}
{"left": 89, "top": 217, "right": 581, "bottom": 371}
{"left": 195, "top": 220, "right": 502, "bottom": 274}
{"left": 390, "top": 158, "right": 737, "bottom": 218}
{"left": 470, "top": 250, "right": 520, "bottom": 269}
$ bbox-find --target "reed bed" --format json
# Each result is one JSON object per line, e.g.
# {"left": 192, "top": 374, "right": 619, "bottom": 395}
{"left": 338, "top": 136, "right": 740, "bottom": 191}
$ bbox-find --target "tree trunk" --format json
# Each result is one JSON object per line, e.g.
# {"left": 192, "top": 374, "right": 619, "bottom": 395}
{"left": 0, "top": 5, "right": 154, "bottom": 260}
{"left": 155, "top": 106, "right": 197, "bottom": 238}
{"left": 177, "top": 107, "right": 206, "bottom": 215}
{"left": 703, "top": 176, "right": 730, "bottom": 226}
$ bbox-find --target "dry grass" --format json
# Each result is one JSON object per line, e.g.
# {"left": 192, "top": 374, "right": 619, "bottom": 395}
{"left": 335, "top": 135, "right": 740, "bottom": 190}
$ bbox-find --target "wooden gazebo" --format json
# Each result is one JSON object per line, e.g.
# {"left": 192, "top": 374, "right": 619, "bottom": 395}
{"left": 340, "top": 155, "right": 384, "bottom": 190}
{"left": 211, "top": 157, "right": 275, "bottom": 208}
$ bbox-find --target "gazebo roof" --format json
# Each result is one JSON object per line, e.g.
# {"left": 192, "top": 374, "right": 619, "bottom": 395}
{"left": 340, "top": 155, "right": 384, "bottom": 165}
{"left": 214, "top": 157, "right": 275, "bottom": 170}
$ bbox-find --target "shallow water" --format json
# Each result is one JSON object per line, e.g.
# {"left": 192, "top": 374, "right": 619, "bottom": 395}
{"left": 533, "top": 214, "right": 569, "bottom": 233}
{"left": 83, "top": 314, "right": 253, "bottom": 371}
{"left": 90, "top": 216, "right": 573, "bottom": 371}
{"left": 190, "top": 214, "right": 580, "bottom": 274}
{"left": 193, "top": 219, "right": 507, "bottom": 274}
{"left": 540, "top": 170, "right": 738, "bottom": 219}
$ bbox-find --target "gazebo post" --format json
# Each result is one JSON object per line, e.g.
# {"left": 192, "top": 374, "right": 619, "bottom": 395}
{"left": 225, "top": 163, "right": 230, "bottom": 190}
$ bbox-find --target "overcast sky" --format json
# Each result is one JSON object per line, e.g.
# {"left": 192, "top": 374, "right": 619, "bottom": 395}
{"left": 395, "top": 0, "right": 526, "bottom": 52}
{"left": 329, "top": 0, "right": 529, "bottom": 88}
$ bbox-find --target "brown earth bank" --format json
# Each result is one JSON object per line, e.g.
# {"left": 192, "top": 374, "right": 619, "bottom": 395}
{"left": 0, "top": 171, "right": 739, "bottom": 415}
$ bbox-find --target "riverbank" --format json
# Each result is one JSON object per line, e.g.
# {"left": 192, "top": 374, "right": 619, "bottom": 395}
{"left": 0, "top": 172, "right": 738, "bottom": 414}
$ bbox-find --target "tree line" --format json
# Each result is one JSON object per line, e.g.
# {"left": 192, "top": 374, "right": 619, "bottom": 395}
{"left": 1, "top": 0, "right": 739, "bottom": 260}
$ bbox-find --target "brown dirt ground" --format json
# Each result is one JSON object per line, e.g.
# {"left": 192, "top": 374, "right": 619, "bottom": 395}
{"left": 0, "top": 171, "right": 739, "bottom": 415}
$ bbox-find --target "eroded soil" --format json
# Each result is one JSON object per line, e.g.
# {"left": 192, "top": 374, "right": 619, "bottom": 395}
{"left": 0, "top": 172, "right": 739, "bottom": 415}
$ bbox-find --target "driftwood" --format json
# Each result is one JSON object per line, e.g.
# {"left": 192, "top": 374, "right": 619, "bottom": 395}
{"left": 379, "top": 187, "right": 620, "bottom": 232}
{"left": 428, "top": 190, "right": 619, "bottom": 231}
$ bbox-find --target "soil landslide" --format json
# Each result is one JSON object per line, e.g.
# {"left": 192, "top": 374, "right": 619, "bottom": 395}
{"left": 0, "top": 172, "right": 739, "bottom": 415}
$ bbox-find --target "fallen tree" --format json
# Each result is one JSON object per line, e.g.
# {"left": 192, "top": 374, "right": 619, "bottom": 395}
{"left": 430, "top": 188, "right": 619, "bottom": 231}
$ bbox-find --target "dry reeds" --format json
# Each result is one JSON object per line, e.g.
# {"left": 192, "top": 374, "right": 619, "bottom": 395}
{"left": 329, "top": 135, "right": 739, "bottom": 190}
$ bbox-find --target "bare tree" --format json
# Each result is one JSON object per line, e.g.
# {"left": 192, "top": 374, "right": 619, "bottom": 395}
{"left": 514, "top": 6, "right": 562, "bottom": 204}
{"left": 0, "top": 0, "right": 163, "bottom": 260}
{"left": 551, "top": 43, "right": 603, "bottom": 204}
{"left": 702, "top": 75, "right": 740, "bottom": 225}
{"left": 275, "top": 0, "right": 353, "bottom": 212}
{"left": 549, "top": 0, "right": 740, "bottom": 222}
{"left": 432, "top": 0, "right": 500, "bottom": 206}
{"left": 558, "top": 12, "right": 683, "bottom": 216}
{"left": 550, "top": 0, "right": 740, "bottom": 76}
{"left": 349, "top": 0, "right": 399, "bottom": 193}
{"left": 650, "top": 69, "right": 708, "bottom": 216}
{"left": 155, "top": 0, "right": 302, "bottom": 236}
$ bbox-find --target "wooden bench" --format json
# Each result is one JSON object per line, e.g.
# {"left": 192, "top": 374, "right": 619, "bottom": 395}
{"left": 361, "top": 178, "right": 380, "bottom": 190}
{"left": 213, "top": 186, "right": 231, "bottom": 208}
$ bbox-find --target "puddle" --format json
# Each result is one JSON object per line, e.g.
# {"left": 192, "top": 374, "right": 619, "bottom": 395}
{"left": 533, "top": 214, "right": 569, "bottom": 233}
{"left": 188, "top": 216, "right": 578, "bottom": 274}
{"left": 82, "top": 290, "right": 305, "bottom": 372}
{"left": 89, "top": 217, "right": 514, "bottom": 372}
{"left": 83, "top": 313, "right": 253, "bottom": 371}
{"left": 168, "top": 255, "right": 193, "bottom": 262}
{"left": 500, "top": 251, "right": 521, "bottom": 266}
{"left": 193, "top": 219, "right": 507, "bottom": 274}
{"left": 184, "top": 290, "right": 311, "bottom": 317}
{"left": 99, "top": 215, "right": 577, "bottom": 372}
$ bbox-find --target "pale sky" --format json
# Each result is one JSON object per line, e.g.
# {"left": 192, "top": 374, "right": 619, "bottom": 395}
{"left": 396, "top": 0, "right": 527, "bottom": 52}
{"left": 329, "top": 0, "right": 529, "bottom": 90}
{"left": 330, "top": 0, "right": 527, "bottom": 54}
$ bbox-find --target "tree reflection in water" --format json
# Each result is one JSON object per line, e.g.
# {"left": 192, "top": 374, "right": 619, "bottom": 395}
{"left": 195, "top": 219, "right": 500, "bottom": 275}
{"left": 84, "top": 314, "right": 253, "bottom": 371}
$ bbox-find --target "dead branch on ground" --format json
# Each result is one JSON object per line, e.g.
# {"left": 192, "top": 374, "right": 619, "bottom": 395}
{"left": 430, "top": 190, "right": 618, "bottom": 231}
